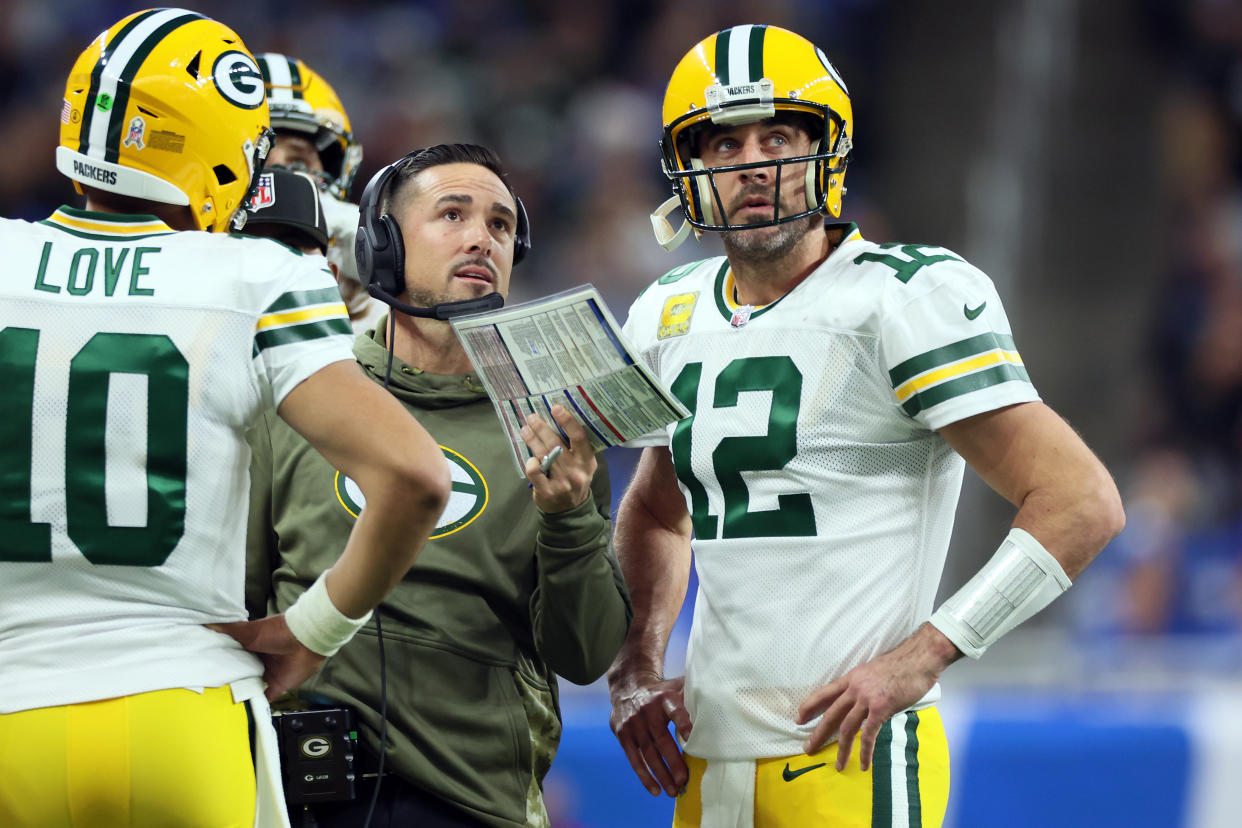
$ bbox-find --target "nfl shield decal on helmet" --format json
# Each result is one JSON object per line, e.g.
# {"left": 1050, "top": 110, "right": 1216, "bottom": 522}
{"left": 123, "top": 116, "right": 146, "bottom": 150}
{"left": 334, "top": 446, "right": 488, "bottom": 539}
{"left": 252, "top": 172, "right": 276, "bottom": 210}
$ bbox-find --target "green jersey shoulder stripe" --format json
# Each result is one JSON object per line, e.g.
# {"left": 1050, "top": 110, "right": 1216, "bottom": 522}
{"left": 263, "top": 287, "right": 342, "bottom": 315}
{"left": 901, "top": 362, "right": 1031, "bottom": 417}
{"left": 889, "top": 331, "right": 1018, "bottom": 388}
{"left": 254, "top": 317, "right": 351, "bottom": 354}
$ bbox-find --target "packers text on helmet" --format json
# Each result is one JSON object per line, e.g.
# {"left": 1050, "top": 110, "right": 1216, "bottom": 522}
{"left": 57, "top": 8, "right": 273, "bottom": 233}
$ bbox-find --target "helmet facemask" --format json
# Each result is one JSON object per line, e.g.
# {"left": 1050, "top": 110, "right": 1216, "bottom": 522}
{"left": 660, "top": 106, "right": 850, "bottom": 238}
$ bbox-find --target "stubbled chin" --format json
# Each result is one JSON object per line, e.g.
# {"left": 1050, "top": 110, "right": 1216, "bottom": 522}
{"left": 728, "top": 219, "right": 779, "bottom": 233}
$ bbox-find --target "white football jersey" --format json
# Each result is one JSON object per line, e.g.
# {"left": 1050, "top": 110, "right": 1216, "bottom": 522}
{"left": 622, "top": 224, "right": 1041, "bottom": 759}
{"left": 0, "top": 207, "right": 354, "bottom": 713}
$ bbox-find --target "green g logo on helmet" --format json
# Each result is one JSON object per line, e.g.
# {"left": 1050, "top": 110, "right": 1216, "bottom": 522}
{"left": 213, "top": 51, "right": 266, "bottom": 110}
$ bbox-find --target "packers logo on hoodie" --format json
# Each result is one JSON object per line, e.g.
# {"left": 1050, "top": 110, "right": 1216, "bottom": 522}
{"left": 334, "top": 446, "right": 488, "bottom": 539}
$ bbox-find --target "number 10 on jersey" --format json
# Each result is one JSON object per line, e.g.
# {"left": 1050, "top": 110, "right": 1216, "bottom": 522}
{"left": 0, "top": 326, "right": 188, "bottom": 566}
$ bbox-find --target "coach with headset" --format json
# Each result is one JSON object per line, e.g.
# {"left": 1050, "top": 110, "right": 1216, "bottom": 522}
{"left": 245, "top": 143, "right": 632, "bottom": 828}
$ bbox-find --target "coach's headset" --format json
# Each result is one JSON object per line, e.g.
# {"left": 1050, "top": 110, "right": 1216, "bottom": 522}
{"left": 354, "top": 148, "right": 530, "bottom": 319}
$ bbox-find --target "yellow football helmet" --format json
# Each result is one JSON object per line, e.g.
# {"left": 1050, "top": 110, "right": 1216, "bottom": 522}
{"left": 57, "top": 9, "right": 273, "bottom": 233}
{"left": 652, "top": 24, "right": 853, "bottom": 250}
{"left": 256, "top": 53, "right": 362, "bottom": 200}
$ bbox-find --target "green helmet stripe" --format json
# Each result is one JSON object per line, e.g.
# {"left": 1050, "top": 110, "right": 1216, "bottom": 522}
{"left": 105, "top": 12, "right": 207, "bottom": 163}
{"left": 259, "top": 53, "right": 295, "bottom": 105}
{"left": 287, "top": 57, "right": 303, "bottom": 99}
{"left": 256, "top": 54, "right": 273, "bottom": 84}
{"left": 78, "top": 8, "right": 162, "bottom": 158}
{"left": 714, "top": 27, "right": 732, "bottom": 86}
{"left": 747, "top": 24, "right": 767, "bottom": 83}
{"left": 717, "top": 25, "right": 766, "bottom": 87}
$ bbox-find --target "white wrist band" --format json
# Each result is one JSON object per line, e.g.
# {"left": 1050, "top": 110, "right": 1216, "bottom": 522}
{"left": 929, "top": 528, "right": 1071, "bottom": 659}
{"left": 284, "top": 571, "right": 373, "bottom": 657}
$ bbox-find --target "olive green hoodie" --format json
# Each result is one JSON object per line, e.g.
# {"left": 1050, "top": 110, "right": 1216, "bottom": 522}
{"left": 246, "top": 322, "right": 632, "bottom": 827}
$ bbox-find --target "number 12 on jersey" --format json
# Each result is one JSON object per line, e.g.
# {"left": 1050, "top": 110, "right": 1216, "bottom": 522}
{"left": 0, "top": 326, "right": 188, "bottom": 566}
{"left": 670, "top": 356, "right": 815, "bottom": 540}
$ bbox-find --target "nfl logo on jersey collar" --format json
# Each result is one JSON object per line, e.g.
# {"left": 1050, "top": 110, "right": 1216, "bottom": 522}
{"left": 730, "top": 304, "right": 755, "bottom": 327}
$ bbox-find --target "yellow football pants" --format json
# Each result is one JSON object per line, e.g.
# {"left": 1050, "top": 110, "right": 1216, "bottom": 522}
{"left": 675, "top": 708, "right": 950, "bottom": 828}
{"left": 0, "top": 685, "right": 256, "bottom": 827}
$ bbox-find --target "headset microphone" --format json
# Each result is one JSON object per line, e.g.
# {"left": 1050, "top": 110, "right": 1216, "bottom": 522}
{"left": 365, "top": 283, "right": 504, "bottom": 319}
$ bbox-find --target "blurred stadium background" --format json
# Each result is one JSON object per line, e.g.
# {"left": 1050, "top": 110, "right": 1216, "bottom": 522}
{"left": 7, "top": 0, "right": 1240, "bottom": 825}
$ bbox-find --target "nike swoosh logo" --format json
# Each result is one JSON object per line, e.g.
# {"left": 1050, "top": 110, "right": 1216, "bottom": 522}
{"left": 782, "top": 762, "right": 827, "bottom": 782}
{"left": 964, "top": 301, "right": 987, "bottom": 320}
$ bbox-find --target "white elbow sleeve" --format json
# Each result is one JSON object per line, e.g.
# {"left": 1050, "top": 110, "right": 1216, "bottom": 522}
{"left": 929, "top": 528, "right": 1071, "bottom": 659}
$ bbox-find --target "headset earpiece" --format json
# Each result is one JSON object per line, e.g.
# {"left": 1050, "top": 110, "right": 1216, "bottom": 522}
{"left": 354, "top": 157, "right": 406, "bottom": 296}
{"left": 513, "top": 196, "right": 530, "bottom": 265}
{"left": 373, "top": 213, "right": 405, "bottom": 295}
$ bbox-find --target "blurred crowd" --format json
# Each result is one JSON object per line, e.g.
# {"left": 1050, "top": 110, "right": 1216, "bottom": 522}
{"left": 1072, "top": 0, "right": 1242, "bottom": 647}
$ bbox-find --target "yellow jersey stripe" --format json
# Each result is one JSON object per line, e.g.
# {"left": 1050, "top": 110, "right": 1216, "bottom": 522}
{"left": 47, "top": 211, "right": 170, "bottom": 235}
{"left": 895, "top": 350, "right": 1024, "bottom": 402}
{"left": 256, "top": 303, "right": 349, "bottom": 331}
